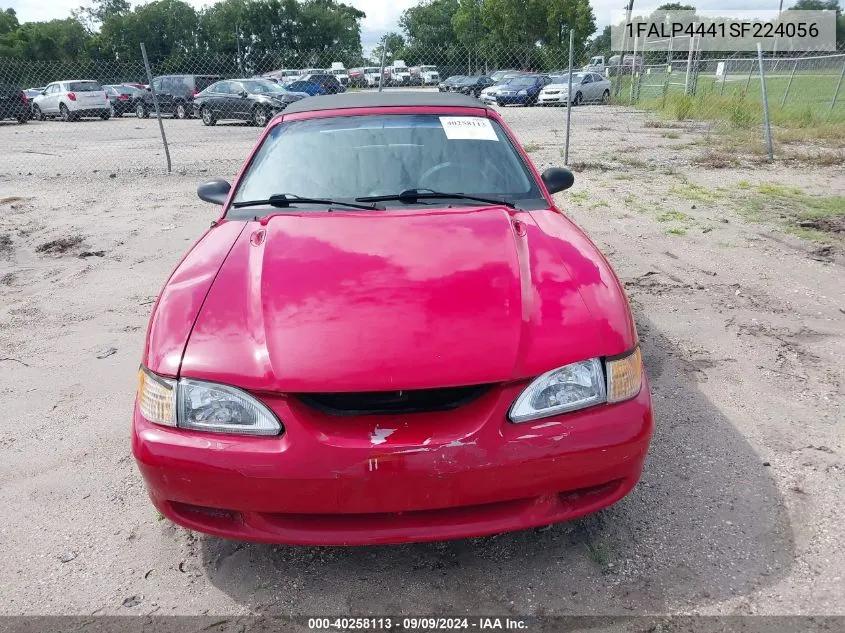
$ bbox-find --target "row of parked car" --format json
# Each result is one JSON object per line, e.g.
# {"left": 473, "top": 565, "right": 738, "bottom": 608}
{"left": 438, "top": 69, "right": 612, "bottom": 107}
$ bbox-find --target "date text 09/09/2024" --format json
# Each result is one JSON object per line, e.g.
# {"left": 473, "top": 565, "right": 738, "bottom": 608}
{"left": 307, "top": 617, "right": 531, "bottom": 631}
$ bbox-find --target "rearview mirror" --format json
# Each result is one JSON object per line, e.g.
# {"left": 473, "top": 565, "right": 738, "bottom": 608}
{"left": 541, "top": 167, "right": 574, "bottom": 194}
{"left": 197, "top": 179, "right": 231, "bottom": 205}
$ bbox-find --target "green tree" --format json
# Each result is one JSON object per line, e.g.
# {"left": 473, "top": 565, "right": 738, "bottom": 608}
{"left": 1, "top": 18, "right": 89, "bottom": 61}
{"left": 790, "top": 0, "right": 844, "bottom": 47}
{"left": 0, "top": 7, "right": 18, "bottom": 36}
{"left": 371, "top": 31, "right": 406, "bottom": 65}
{"left": 655, "top": 3, "right": 695, "bottom": 11}
{"left": 400, "top": 0, "right": 460, "bottom": 64}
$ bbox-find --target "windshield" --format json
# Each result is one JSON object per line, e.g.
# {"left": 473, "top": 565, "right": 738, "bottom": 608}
{"left": 508, "top": 77, "right": 537, "bottom": 87}
{"left": 241, "top": 80, "right": 286, "bottom": 93}
{"left": 230, "top": 114, "right": 543, "bottom": 215}
{"left": 550, "top": 73, "right": 584, "bottom": 84}
{"left": 69, "top": 81, "right": 102, "bottom": 92}
{"left": 421, "top": 66, "right": 437, "bottom": 72}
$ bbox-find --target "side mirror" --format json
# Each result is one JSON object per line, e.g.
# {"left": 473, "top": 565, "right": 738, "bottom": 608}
{"left": 541, "top": 167, "right": 575, "bottom": 194}
{"left": 197, "top": 179, "right": 231, "bottom": 205}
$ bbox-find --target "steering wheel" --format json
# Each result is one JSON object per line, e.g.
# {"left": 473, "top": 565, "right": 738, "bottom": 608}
{"left": 419, "top": 161, "right": 490, "bottom": 190}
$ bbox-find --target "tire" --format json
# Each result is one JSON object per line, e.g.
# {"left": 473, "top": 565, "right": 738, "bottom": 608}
{"left": 16, "top": 113, "right": 28, "bottom": 124}
{"left": 251, "top": 106, "right": 270, "bottom": 127}
{"left": 32, "top": 105, "right": 45, "bottom": 121}
{"left": 100, "top": 110, "right": 111, "bottom": 120}
{"left": 174, "top": 102, "right": 188, "bottom": 120}
{"left": 60, "top": 103, "right": 73, "bottom": 122}
{"left": 573, "top": 92, "right": 583, "bottom": 106}
{"left": 109, "top": 104, "right": 115, "bottom": 118}
{"left": 602, "top": 89, "right": 610, "bottom": 105}
{"left": 136, "top": 103, "right": 148, "bottom": 119}
{"left": 200, "top": 106, "right": 216, "bottom": 126}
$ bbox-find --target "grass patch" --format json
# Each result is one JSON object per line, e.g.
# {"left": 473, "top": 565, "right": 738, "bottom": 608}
{"left": 568, "top": 191, "right": 589, "bottom": 204}
{"left": 662, "top": 132, "right": 681, "bottom": 139}
{"left": 669, "top": 181, "right": 722, "bottom": 204}
{"left": 693, "top": 150, "right": 740, "bottom": 169}
{"left": 567, "top": 160, "right": 613, "bottom": 171}
{"left": 613, "top": 174, "right": 635, "bottom": 180}
{"left": 666, "top": 227, "right": 687, "bottom": 235}
{"left": 0, "top": 196, "right": 24, "bottom": 204}
{"left": 522, "top": 142, "right": 542, "bottom": 153}
{"left": 738, "top": 183, "right": 845, "bottom": 241}
{"left": 586, "top": 541, "right": 613, "bottom": 568}
{"left": 657, "top": 210, "right": 692, "bottom": 223}
{"left": 589, "top": 200, "right": 611, "bottom": 209}
{"left": 737, "top": 180, "right": 752, "bottom": 189}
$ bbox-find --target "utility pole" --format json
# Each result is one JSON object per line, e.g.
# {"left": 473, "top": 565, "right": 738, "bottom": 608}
{"left": 615, "top": 0, "right": 635, "bottom": 97}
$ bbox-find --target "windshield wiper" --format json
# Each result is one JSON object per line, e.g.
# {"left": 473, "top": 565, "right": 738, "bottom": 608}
{"left": 233, "top": 193, "right": 382, "bottom": 211}
{"left": 356, "top": 189, "right": 516, "bottom": 209}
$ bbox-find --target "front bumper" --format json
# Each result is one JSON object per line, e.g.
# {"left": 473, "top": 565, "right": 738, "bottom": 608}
{"left": 497, "top": 94, "right": 533, "bottom": 106}
{"left": 537, "top": 92, "right": 570, "bottom": 105}
{"left": 134, "top": 378, "right": 653, "bottom": 545}
{"left": 71, "top": 107, "right": 110, "bottom": 117}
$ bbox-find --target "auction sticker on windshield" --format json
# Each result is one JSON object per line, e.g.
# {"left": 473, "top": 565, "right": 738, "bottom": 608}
{"left": 440, "top": 117, "right": 498, "bottom": 141}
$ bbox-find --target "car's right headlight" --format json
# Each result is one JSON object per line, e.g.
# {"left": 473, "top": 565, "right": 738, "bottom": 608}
{"left": 138, "top": 367, "right": 282, "bottom": 436}
{"left": 509, "top": 348, "right": 642, "bottom": 423}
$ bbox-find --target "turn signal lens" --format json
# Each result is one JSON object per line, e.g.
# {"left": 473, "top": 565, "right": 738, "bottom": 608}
{"left": 606, "top": 347, "right": 643, "bottom": 403}
{"left": 138, "top": 367, "right": 176, "bottom": 426}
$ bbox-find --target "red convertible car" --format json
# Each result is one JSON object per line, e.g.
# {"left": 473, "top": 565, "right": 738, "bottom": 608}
{"left": 133, "top": 92, "right": 653, "bottom": 545}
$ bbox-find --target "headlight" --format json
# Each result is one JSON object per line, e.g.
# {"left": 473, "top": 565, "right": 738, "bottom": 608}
{"left": 518, "top": 90, "right": 528, "bottom": 95}
{"left": 509, "top": 348, "right": 642, "bottom": 423}
{"left": 509, "top": 358, "right": 605, "bottom": 422}
{"left": 137, "top": 367, "right": 282, "bottom": 436}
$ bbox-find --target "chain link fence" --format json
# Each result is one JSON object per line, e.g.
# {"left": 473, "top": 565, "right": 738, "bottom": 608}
{"left": 1, "top": 43, "right": 843, "bottom": 175}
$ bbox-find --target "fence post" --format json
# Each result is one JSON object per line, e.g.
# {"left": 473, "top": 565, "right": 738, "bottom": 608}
{"left": 780, "top": 60, "right": 798, "bottom": 108}
{"left": 684, "top": 35, "right": 694, "bottom": 95}
{"left": 757, "top": 43, "right": 774, "bottom": 162}
{"left": 830, "top": 57, "right": 845, "bottom": 115}
{"left": 378, "top": 45, "right": 387, "bottom": 92}
{"left": 628, "top": 35, "right": 638, "bottom": 105}
{"left": 719, "top": 59, "right": 728, "bottom": 96}
{"left": 661, "top": 64, "right": 671, "bottom": 109}
{"left": 564, "top": 29, "right": 574, "bottom": 166}
{"left": 140, "top": 43, "right": 171, "bottom": 173}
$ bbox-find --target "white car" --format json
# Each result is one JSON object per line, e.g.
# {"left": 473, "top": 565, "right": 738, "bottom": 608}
{"left": 31, "top": 80, "right": 111, "bottom": 122}
{"left": 537, "top": 72, "right": 611, "bottom": 106}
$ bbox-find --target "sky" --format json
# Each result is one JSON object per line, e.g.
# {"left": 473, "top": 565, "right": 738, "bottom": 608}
{"left": 3, "top": 0, "right": 831, "bottom": 49}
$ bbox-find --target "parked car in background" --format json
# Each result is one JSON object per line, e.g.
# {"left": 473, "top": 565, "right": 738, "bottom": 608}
{"left": 490, "top": 75, "right": 550, "bottom": 107}
{"left": 105, "top": 84, "right": 142, "bottom": 117}
{"left": 194, "top": 79, "right": 309, "bottom": 127}
{"left": 31, "top": 80, "right": 110, "bottom": 122}
{"left": 135, "top": 74, "right": 221, "bottom": 119}
{"left": 489, "top": 69, "right": 523, "bottom": 82}
{"left": 456, "top": 75, "right": 496, "bottom": 98}
{"left": 24, "top": 87, "right": 44, "bottom": 100}
{"left": 134, "top": 91, "right": 652, "bottom": 546}
{"left": 0, "top": 84, "right": 31, "bottom": 123}
{"left": 479, "top": 78, "right": 515, "bottom": 105}
{"left": 537, "top": 72, "right": 611, "bottom": 106}
{"left": 283, "top": 80, "right": 325, "bottom": 96}
{"left": 438, "top": 75, "right": 466, "bottom": 92}
{"left": 361, "top": 67, "right": 387, "bottom": 88}
{"left": 300, "top": 73, "right": 346, "bottom": 95}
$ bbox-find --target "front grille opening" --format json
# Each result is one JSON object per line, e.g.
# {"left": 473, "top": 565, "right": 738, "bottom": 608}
{"left": 297, "top": 385, "right": 491, "bottom": 416}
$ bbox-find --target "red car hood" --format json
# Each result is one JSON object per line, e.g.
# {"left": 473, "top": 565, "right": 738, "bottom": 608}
{"left": 179, "top": 207, "right": 635, "bottom": 392}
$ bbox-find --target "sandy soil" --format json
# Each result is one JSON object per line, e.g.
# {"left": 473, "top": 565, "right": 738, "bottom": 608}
{"left": 0, "top": 105, "right": 842, "bottom": 617}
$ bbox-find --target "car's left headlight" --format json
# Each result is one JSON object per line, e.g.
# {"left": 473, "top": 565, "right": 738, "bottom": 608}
{"left": 138, "top": 367, "right": 282, "bottom": 436}
{"left": 518, "top": 90, "right": 528, "bottom": 95}
{"left": 509, "top": 348, "right": 642, "bottom": 422}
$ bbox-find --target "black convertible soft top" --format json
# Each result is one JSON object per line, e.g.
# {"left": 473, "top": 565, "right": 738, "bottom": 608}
{"left": 282, "top": 91, "right": 489, "bottom": 115}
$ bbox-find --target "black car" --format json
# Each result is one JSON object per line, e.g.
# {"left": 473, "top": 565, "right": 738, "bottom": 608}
{"left": 456, "top": 75, "right": 496, "bottom": 98}
{"left": 0, "top": 84, "right": 31, "bottom": 123}
{"left": 135, "top": 74, "right": 221, "bottom": 119}
{"left": 105, "top": 84, "right": 142, "bottom": 117}
{"left": 194, "top": 79, "right": 310, "bottom": 127}
{"left": 437, "top": 76, "right": 466, "bottom": 92}
{"left": 300, "top": 74, "right": 346, "bottom": 95}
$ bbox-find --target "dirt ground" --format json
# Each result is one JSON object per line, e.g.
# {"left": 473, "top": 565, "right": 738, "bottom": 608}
{"left": 0, "top": 105, "right": 842, "bottom": 618}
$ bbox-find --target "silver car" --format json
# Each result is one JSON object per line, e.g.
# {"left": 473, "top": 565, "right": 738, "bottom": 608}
{"left": 537, "top": 72, "right": 611, "bottom": 107}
